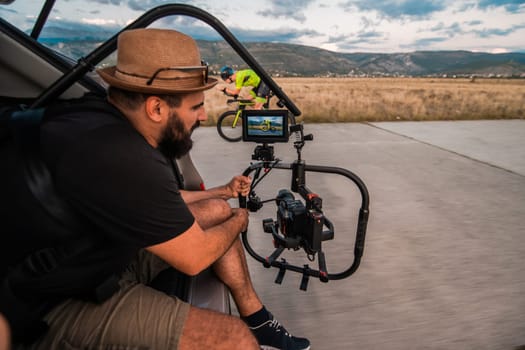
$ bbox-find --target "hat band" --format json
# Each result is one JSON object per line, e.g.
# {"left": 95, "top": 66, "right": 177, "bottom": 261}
{"left": 114, "top": 67, "right": 206, "bottom": 89}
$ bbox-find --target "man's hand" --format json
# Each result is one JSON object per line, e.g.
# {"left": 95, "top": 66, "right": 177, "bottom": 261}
{"left": 226, "top": 175, "right": 252, "bottom": 198}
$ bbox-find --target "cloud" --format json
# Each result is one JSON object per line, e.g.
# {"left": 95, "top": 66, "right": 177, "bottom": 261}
{"left": 84, "top": 0, "right": 196, "bottom": 12}
{"left": 36, "top": 18, "right": 116, "bottom": 41}
{"left": 490, "top": 47, "right": 510, "bottom": 53}
{"left": 465, "top": 20, "right": 483, "bottom": 26}
{"left": 88, "top": 0, "right": 122, "bottom": 4}
{"left": 231, "top": 27, "right": 320, "bottom": 43}
{"left": 473, "top": 24, "right": 525, "bottom": 38}
{"left": 325, "top": 31, "right": 387, "bottom": 52}
{"left": 257, "top": 0, "right": 316, "bottom": 22}
{"left": 82, "top": 18, "right": 118, "bottom": 26}
{"left": 147, "top": 15, "right": 220, "bottom": 39}
{"left": 477, "top": 0, "right": 525, "bottom": 12}
{"left": 127, "top": 0, "right": 161, "bottom": 12}
{"left": 357, "top": 30, "right": 384, "bottom": 39}
{"left": 4, "top": 0, "right": 524, "bottom": 54}
{"left": 151, "top": 13, "right": 321, "bottom": 44}
{"left": 428, "top": 21, "right": 465, "bottom": 37}
{"left": 340, "top": 0, "right": 447, "bottom": 19}
{"left": 413, "top": 36, "right": 449, "bottom": 47}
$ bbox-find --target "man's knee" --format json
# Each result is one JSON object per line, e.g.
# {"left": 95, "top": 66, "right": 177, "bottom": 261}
{"left": 188, "top": 198, "right": 232, "bottom": 228}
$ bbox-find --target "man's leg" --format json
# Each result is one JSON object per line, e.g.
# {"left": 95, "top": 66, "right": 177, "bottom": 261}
{"left": 212, "top": 237, "right": 262, "bottom": 316}
{"left": 29, "top": 249, "right": 258, "bottom": 350}
{"left": 188, "top": 199, "right": 310, "bottom": 349}
{"left": 212, "top": 238, "right": 311, "bottom": 350}
{"left": 30, "top": 283, "right": 257, "bottom": 350}
{"left": 179, "top": 307, "right": 258, "bottom": 350}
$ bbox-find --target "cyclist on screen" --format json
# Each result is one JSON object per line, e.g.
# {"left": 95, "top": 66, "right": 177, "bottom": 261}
{"left": 218, "top": 66, "right": 270, "bottom": 110}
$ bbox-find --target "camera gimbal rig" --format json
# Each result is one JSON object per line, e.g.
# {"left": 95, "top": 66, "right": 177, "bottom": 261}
{"left": 239, "top": 115, "right": 370, "bottom": 291}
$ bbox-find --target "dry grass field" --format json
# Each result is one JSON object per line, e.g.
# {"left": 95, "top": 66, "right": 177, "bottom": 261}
{"left": 204, "top": 77, "right": 525, "bottom": 125}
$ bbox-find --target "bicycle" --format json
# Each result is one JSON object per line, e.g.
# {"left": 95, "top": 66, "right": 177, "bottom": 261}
{"left": 216, "top": 98, "right": 254, "bottom": 142}
{"left": 216, "top": 93, "right": 272, "bottom": 142}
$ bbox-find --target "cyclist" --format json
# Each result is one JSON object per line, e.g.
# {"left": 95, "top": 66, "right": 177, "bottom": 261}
{"left": 219, "top": 66, "right": 270, "bottom": 109}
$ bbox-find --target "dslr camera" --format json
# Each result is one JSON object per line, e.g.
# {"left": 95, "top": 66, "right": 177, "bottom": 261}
{"left": 265, "top": 189, "right": 332, "bottom": 256}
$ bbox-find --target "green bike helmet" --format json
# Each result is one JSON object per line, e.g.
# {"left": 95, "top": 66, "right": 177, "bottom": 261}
{"left": 220, "top": 66, "right": 234, "bottom": 81}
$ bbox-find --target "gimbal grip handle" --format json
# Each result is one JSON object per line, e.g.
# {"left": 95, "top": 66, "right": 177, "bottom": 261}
{"left": 318, "top": 251, "right": 329, "bottom": 283}
{"left": 239, "top": 196, "right": 247, "bottom": 208}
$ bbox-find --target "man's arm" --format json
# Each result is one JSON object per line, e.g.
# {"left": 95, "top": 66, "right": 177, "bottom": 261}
{"left": 146, "top": 175, "right": 251, "bottom": 275}
{"left": 186, "top": 197, "right": 233, "bottom": 230}
{"left": 145, "top": 205, "right": 248, "bottom": 276}
{"left": 180, "top": 175, "right": 251, "bottom": 204}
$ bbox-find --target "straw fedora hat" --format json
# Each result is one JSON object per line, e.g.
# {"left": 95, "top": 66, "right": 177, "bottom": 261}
{"left": 97, "top": 28, "right": 217, "bottom": 94}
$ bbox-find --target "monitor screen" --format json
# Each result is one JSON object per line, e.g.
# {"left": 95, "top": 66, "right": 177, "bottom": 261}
{"left": 242, "top": 110, "right": 289, "bottom": 143}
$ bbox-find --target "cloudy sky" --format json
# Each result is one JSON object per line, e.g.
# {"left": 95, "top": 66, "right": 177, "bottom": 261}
{"left": 2, "top": 0, "right": 524, "bottom": 53}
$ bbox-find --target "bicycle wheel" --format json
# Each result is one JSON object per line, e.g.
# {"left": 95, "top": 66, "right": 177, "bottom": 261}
{"left": 217, "top": 110, "right": 242, "bottom": 142}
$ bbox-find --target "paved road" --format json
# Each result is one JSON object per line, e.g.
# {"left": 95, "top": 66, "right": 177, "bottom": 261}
{"left": 190, "top": 120, "right": 525, "bottom": 350}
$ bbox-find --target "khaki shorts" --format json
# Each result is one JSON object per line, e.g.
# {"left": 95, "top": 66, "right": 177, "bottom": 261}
{"left": 25, "top": 250, "right": 190, "bottom": 350}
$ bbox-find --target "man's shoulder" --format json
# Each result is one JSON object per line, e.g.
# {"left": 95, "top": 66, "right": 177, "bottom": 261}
{"left": 43, "top": 93, "right": 134, "bottom": 143}
{"left": 44, "top": 93, "right": 121, "bottom": 121}
{"left": 41, "top": 93, "right": 154, "bottom": 170}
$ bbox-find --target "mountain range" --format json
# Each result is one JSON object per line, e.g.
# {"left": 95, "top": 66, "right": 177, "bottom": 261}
{"left": 41, "top": 36, "right": 525, "bottom": 78}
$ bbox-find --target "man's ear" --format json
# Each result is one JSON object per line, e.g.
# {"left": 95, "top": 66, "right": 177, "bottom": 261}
{"left": 144, "top": 96, "right": 167, "bottom": 123}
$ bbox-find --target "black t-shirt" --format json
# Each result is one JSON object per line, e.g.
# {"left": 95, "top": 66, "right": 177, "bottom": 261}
{"left": 1, "top": 96, "right": 197, "bottom": 339}
{"left": 41, "top": 96, "right": 195, "bottom": 250}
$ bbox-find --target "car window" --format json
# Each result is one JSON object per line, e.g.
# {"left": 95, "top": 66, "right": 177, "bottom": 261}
{"left": 0, "top": 0, "right": 122, "bottom": 63}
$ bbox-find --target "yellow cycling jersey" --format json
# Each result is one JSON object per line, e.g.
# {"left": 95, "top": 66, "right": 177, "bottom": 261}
{"left": 235, "top": 69, "right": 261, "bottom": 89}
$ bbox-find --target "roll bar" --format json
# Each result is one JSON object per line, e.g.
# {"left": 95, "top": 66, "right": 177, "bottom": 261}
{"left": 30, "top": 3, "right": 301, "bottom": 116}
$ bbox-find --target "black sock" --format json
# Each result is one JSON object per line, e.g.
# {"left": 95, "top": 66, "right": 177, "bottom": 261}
{"left": 242, "top": 305, "right": 271, "bottom": 328}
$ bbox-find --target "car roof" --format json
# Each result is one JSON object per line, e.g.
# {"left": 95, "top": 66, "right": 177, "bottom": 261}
{"left": 0, "top": 19, "right": 94, "bottom": 100}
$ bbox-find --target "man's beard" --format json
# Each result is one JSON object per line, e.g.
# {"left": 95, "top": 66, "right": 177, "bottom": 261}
{"left": 158, "top": 110, "right": 199, "bottom": 159}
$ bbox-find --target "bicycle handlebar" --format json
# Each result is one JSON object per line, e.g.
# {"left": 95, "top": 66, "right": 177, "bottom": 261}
{"left": 227, "top": 99, "right": 254, "bottom": 104}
